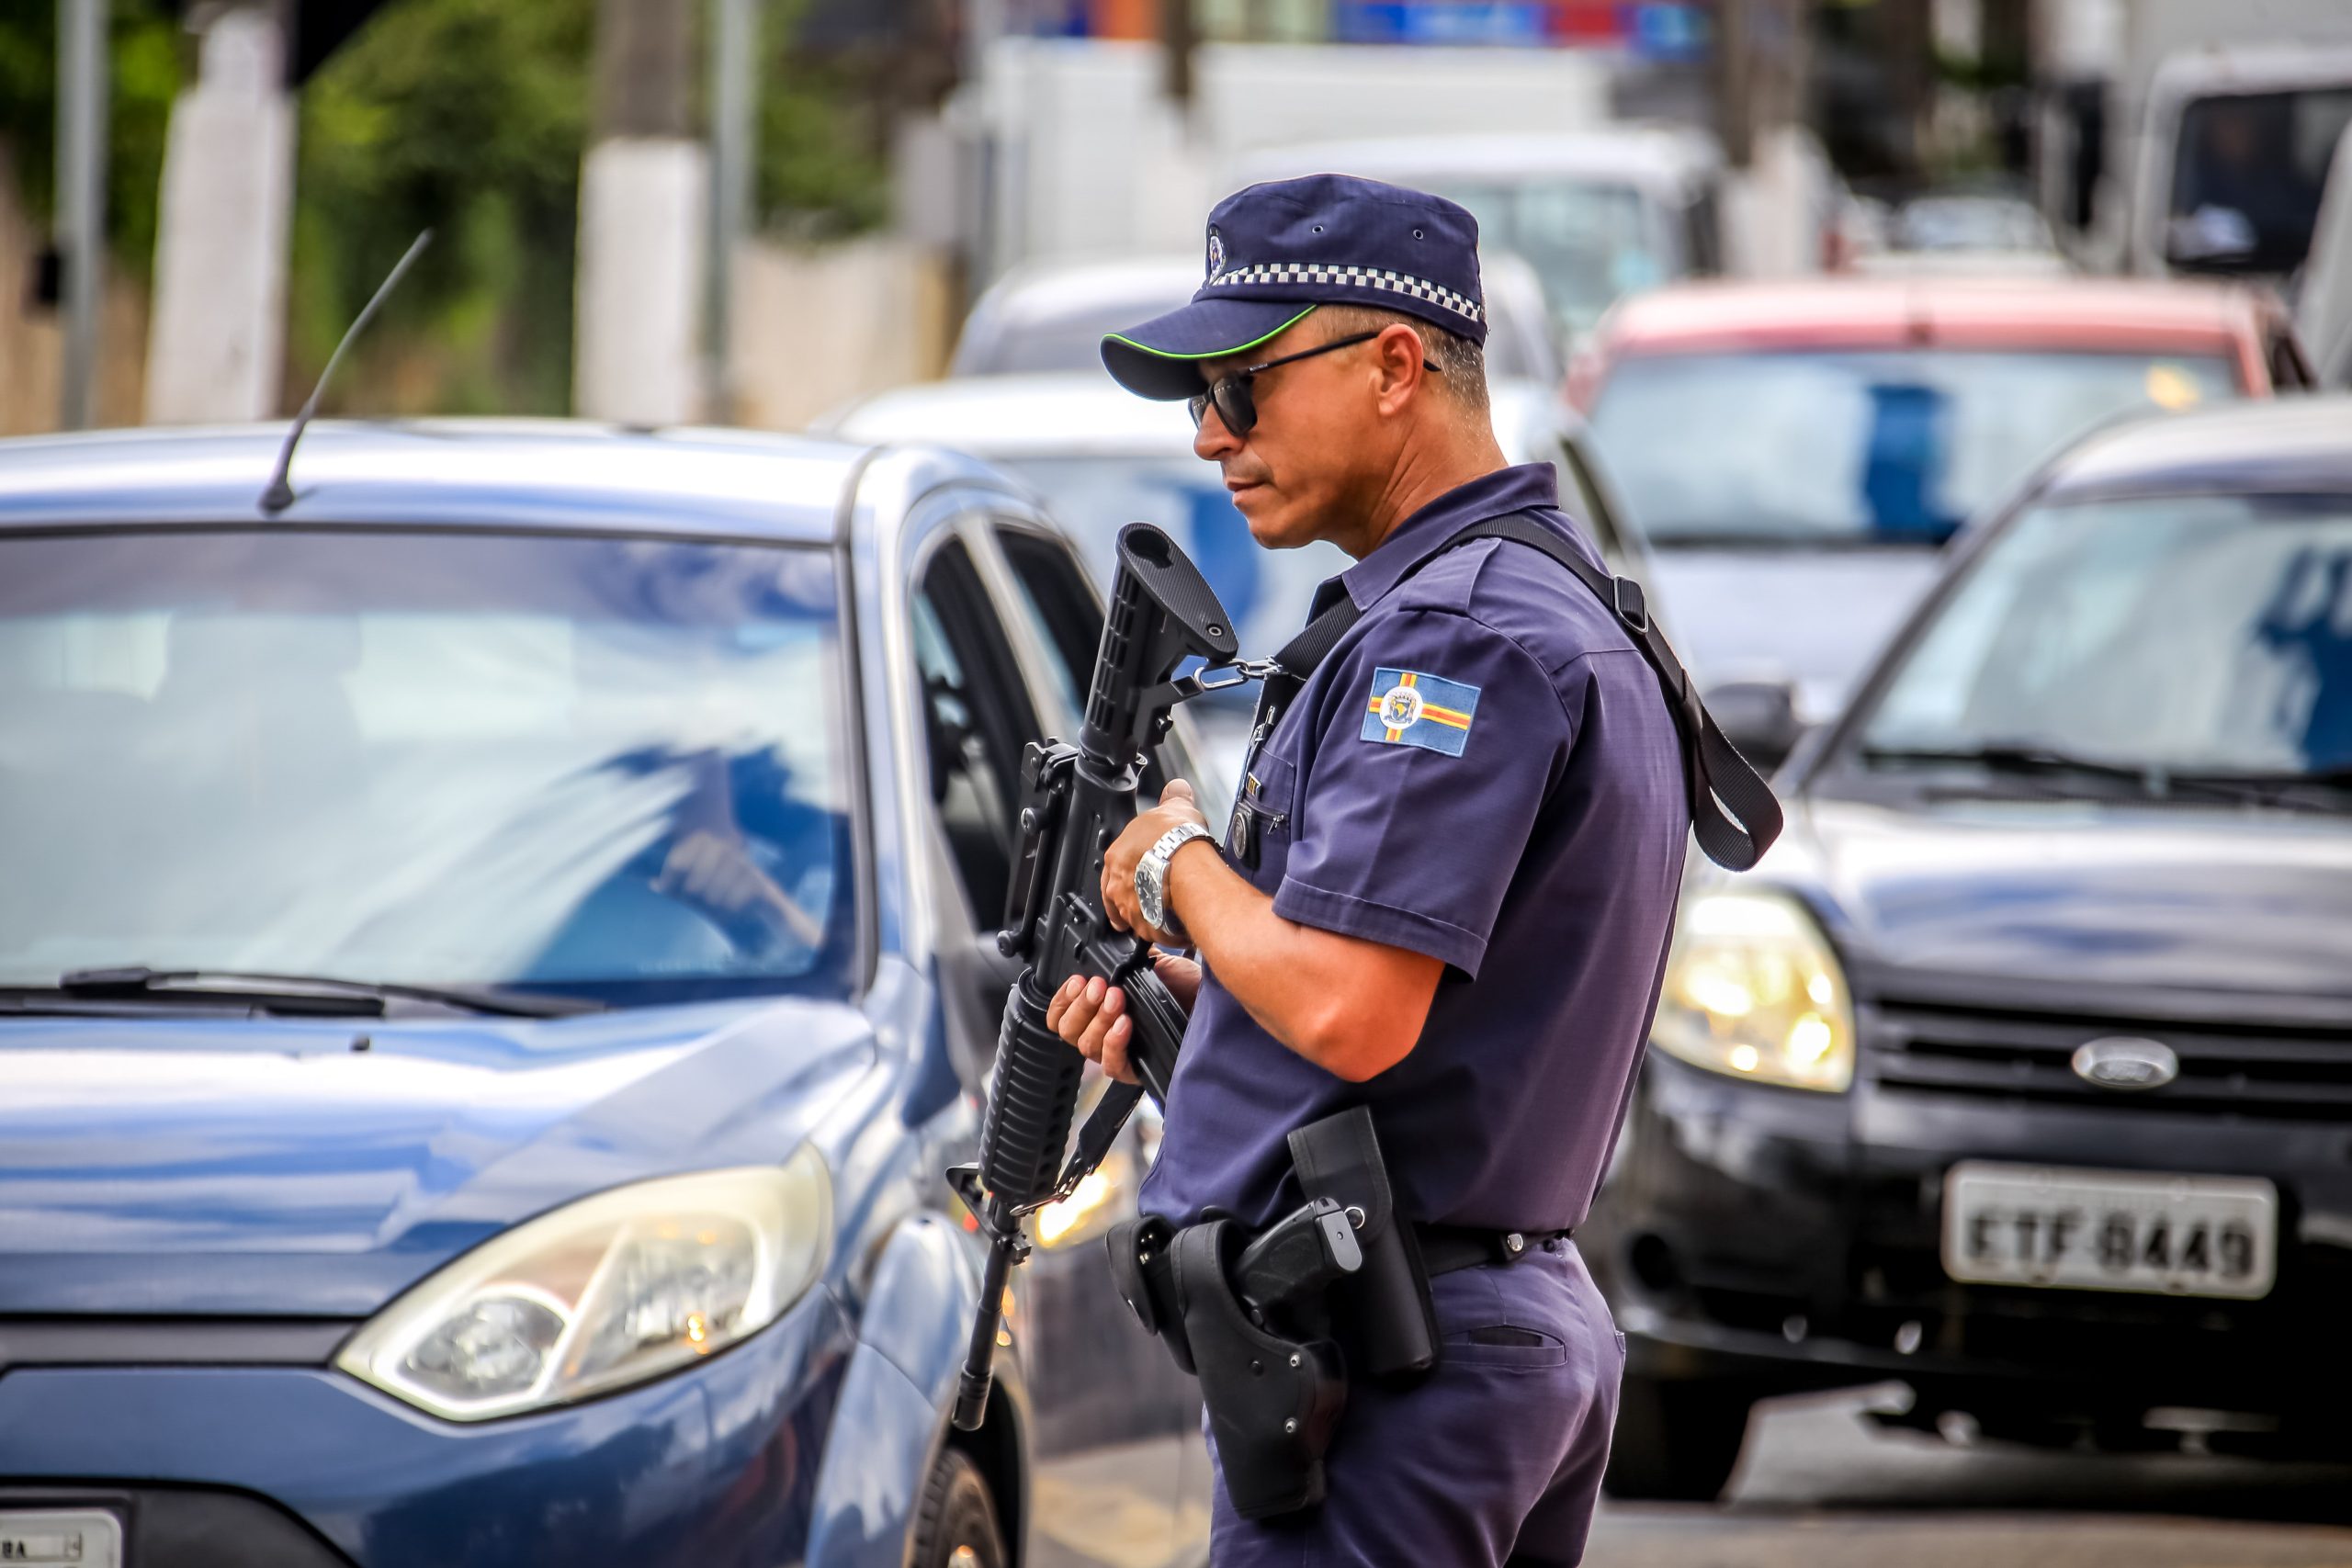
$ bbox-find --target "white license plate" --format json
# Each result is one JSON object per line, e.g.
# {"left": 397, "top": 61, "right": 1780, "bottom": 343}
{"left": 0, "top": 1511, "right": 122, "bottom": 1566}
{"left": 1941, "top": 1161, "right": 2278, "bottom": 1300}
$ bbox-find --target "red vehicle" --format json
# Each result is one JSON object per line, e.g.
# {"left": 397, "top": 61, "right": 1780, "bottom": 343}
{"left": 1567, "top": 277, "right": 2315, "bottom": 756}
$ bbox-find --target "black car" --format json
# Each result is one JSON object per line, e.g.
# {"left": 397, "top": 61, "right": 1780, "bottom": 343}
{"left": 1586, "top": 398, "right": 2352, "bottom": 1501}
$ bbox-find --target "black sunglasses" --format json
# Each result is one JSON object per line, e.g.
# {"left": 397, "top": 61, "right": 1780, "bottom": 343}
{"left": 1187, "top": 329, "right": 1441, "bottom": 436}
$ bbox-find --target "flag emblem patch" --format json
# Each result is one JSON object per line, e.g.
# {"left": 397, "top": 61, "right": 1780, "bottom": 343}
{"left": 1361, "top": 668, "right": 1480, "bottom": 756}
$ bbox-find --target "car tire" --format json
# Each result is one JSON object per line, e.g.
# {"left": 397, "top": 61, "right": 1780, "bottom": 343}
{"left": 910, "top": 1446, "right": 1008, "bottom": 1568}
{"left": 1601, "top": 1375, "right": 1752, "bottom": 1502}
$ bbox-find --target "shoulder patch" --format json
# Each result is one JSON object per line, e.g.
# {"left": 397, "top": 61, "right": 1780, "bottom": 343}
{"left": 1361, "top": 667, "right": 1480, "bottom": 756}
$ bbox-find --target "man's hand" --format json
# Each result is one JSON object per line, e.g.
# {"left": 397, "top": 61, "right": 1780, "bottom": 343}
{"left": 656, "top": 829, "right": 823, "bottom": 948}
{"left": 1101, "top": 779, "right": 1212, "bottom": 943}
{"left": 1048, "top": 954, "right": 1202, "bottom": 1086}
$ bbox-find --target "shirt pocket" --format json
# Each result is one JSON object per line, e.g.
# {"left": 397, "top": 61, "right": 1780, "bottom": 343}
{"left": 1226, "top": 746, "right": 1297, "bottom": 893}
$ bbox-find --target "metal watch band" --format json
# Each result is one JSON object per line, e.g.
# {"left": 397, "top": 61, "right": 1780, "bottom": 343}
{"left": 1136, "top": 821, "right": 1214, "bottom": 942}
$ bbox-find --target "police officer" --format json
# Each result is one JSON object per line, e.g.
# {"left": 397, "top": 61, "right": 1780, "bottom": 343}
{"left": 1049, "top": 175, "right": 1691, "bottom": 1566}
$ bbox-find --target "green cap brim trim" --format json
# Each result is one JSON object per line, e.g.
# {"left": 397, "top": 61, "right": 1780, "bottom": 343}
{"left": 1102, "top": 304, "right": 1318, "bottom": 362}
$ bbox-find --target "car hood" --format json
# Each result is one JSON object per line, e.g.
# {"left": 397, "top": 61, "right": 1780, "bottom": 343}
{"left": 0, "top": 998, "right": 877, "bottom": 1314}
{"left": 1775, "top": 794, "right": 2352, "bottom": 1002}
{"left": 1645, "top": 545, "right": 1947, "bottom": 722}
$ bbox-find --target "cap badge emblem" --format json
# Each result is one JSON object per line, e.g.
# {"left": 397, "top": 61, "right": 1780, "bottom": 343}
{"left": 2070, "top": 1037, "right": 2179, "bottom": 1091}
{"left": 1206, "top": 231, "right": 1226, "bottom": 281}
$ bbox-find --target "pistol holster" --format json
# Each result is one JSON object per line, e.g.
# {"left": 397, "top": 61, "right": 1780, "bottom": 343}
{"left": 1102, "top": 1107, "right": 1435, "bottom": 1520}
{"left": 1173, "top": 1218, "right": 1347, "bottom": 1518}
{"left": 1106, "top": 1213, "right": 1347, "bottom": 1518}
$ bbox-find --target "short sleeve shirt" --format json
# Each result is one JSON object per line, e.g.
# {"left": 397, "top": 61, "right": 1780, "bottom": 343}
{"left": 1140, "top": 464, "right": 1690, "bottom": 1235}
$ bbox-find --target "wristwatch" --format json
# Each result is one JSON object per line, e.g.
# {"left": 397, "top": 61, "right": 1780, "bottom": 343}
{"left": 1135, "top": 821, "right": 1215, "bottom": 942}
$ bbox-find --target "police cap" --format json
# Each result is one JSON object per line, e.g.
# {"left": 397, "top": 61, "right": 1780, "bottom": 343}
{"left": 1101, "top": 174, "right": 1487, "bottom": 401}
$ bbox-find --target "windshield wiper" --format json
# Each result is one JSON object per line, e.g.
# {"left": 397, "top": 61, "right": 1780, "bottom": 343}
{"left": 8, "top": 966, "right": 604, "bottom": 1019}
{"left": 2157, "top": 766, "right": 2352, "bottom": 811}
{"left": 1651, "top": 527, "right": 1958, "bottom": 551}
{"left": 1860, "top": 743, "right": 2314, "bottom": 810}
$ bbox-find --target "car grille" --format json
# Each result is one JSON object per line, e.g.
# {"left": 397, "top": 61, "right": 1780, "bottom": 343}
{"left": 1866, "top": 994, "right": 2352, "bottom": 1119}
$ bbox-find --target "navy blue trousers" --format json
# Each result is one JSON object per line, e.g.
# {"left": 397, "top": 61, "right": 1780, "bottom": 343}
{"left": 1208, "top": 1238, "right": 1623, "bottom": 1566}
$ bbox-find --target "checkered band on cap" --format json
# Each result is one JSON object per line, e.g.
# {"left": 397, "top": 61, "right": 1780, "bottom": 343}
{"left": 1206, "top": 262, "right": 1485, "bottom": 328}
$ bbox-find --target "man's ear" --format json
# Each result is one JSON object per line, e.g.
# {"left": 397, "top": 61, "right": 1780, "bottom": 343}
{"left": 1372, "top": 323, "right": 1429, "bottom": 415}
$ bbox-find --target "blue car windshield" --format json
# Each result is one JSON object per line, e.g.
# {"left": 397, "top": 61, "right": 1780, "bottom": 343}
{"left": 1590, "top": 349, "right": 2239, "bottom": 545}
{"left": 0, "top": 529, "right": 855, "bottom": 1006}
{"left": 1861, "top": 492, "right": 2352, "bottom": 775}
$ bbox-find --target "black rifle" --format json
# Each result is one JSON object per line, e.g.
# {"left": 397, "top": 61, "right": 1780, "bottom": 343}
{"left": 948, "top": 523, "right": 1240, "bottom": 1431}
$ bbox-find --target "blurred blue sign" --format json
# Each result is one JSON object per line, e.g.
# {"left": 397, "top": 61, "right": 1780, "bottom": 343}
{"left": 1626, "top": 3, "right": 1709, "bottom": 61}
{"left": 1336, "top": 2, "right": 1553, "bottom": 46}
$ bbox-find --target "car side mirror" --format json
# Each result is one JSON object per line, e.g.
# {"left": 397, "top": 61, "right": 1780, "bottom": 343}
{"left": 1707, "top": 679, "right": 1804, "bottom": 772}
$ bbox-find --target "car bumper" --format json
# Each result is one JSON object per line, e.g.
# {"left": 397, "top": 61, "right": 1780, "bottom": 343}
{"left": 1586, "top": 1052, "right": 2352, "bottom": 1431}
{"left": 0, "top": 1291, "right": 854, "bottom": 1567}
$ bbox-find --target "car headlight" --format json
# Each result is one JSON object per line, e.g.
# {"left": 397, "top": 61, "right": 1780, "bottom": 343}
{"left": 1652, "top": 890, "right": 1855, "bottom": 1092}
{"left": 337, "top": 1150, "right": 831, "bottom": 1422}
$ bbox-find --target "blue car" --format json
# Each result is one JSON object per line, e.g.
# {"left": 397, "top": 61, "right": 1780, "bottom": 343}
{"left": 1585, "top": 397, "right": 2352, "bottom": 1500}
{"left": 0, "top": 423, "right": 1213, "bottom": 1567}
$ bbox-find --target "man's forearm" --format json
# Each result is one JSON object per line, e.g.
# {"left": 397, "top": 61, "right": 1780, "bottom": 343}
{"left": 1166, "top": 840, "right": 1440, "bottom": 1081}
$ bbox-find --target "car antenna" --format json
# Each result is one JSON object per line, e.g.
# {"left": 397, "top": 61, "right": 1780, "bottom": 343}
{"left": 258, "top": 228, "right": 433, "bottom": 515}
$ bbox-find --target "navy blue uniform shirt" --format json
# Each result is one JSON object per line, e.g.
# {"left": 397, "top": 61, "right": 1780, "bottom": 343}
{"left": 1141, "top": 464, "right": 1690, "bottom": 1235}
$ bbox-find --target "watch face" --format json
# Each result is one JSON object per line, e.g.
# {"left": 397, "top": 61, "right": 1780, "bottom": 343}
{"left": 1138, "top": 860, "right": 1165, "bottom": 928}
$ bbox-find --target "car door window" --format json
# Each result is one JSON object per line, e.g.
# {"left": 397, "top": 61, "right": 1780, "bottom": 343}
{"left": 2267, "top": 321, "right": 2318, "bottom": 390}
{"left": 991, "top": 533, "right": 1090, "bottom": 734}
{"left": 1555, "top": 434, "right": 1630, "bottom": 566}
{"left": 911, "top": 538, "right": 1041, "bottom": 923}
{"left": 1686, "top": 184, "right": 1724, "bottom": 275}
{"left": 994, "top": 524, "right": 1194, "bottom": 805}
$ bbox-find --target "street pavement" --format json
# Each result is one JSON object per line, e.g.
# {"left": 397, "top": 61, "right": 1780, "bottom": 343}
{"left": 1587, "top": 1386, "right": 2352, "bottom": 1568}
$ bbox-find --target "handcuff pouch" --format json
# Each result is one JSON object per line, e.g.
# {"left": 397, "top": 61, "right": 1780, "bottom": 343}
{"left": 1287, "top": 1106, "right": 1441, "bottom": 1379}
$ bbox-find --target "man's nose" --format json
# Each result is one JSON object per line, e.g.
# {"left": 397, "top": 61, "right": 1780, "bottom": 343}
{"left": 1193, "top": 400, "right": 1241, "bottom": 460}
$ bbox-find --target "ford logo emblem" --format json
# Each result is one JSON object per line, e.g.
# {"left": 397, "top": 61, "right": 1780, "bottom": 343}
{"left": 2071, "top": 1037, "right": 2179, "bottom": 1091}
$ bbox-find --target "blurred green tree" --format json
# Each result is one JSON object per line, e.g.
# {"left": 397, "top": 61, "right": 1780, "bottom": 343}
{"left": 0, "top": 0, "right": 182, "bottom": 278}
{"left": 756, "top": 0, "right": 894, "bottom": 239}
{"left": 292, "top": 0, "right": 899, "bottom": 416}
{"left": 290, "top": 0, "right": 594, "bottom": 414}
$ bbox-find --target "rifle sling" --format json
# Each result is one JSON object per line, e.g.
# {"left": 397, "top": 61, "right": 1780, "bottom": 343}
{"left": 1266, "top": 511, "right": 1781, "bottom": 872}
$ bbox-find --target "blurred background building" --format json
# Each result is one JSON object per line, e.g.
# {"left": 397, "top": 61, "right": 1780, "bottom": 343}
{"left": 5, "top": 0, "right": 2350, "bottom": 435}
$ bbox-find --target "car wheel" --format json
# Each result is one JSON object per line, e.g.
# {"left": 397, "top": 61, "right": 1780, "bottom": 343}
{"left": 1602, "top": 1375, "right": 1752, "bottom": 1502}
{"left": 910, "top": 1446, "right": 1008, "bottom": 1568}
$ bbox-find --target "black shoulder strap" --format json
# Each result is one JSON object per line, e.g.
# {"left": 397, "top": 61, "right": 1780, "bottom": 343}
{"left": 1269, "top": 512, "right": 1781, "bottom": 872}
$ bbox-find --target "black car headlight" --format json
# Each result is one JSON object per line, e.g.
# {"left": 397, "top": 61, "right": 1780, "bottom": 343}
{"left": 336, "top": 1150, "right": 831, "bottom": 1421}
{"left": 1652, "top": 890, "right": 1855, "bottom": 1092}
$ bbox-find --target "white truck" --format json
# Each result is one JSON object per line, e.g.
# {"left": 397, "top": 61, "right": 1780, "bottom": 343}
{"left": 2040, "top": 0, "right": 2352, "bottom": 287}
{"left": 947, "top": 39, "right": 1611, "bottom": 284}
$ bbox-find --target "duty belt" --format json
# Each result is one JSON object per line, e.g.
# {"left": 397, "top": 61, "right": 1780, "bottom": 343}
{"left": 1117, "top": 1217, "right": 1572, "bottom": 1348}
{"left": 1415, "top": 1223, "right": 1575, "bottom": 1279}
